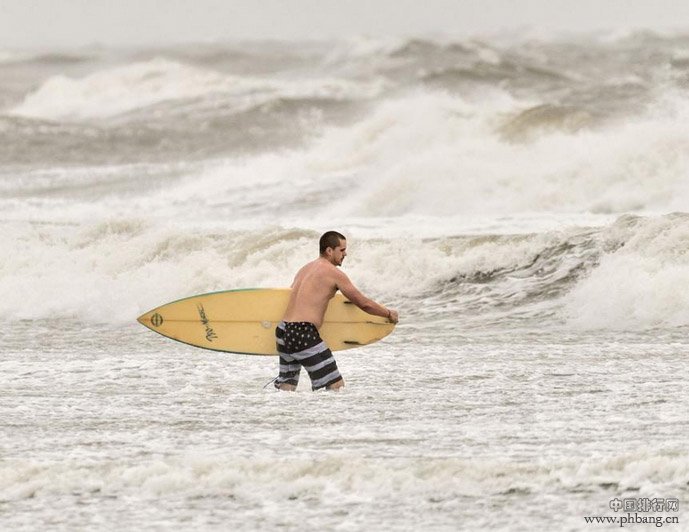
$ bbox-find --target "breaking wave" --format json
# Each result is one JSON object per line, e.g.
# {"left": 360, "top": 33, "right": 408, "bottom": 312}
{"left": 9, "top": 58, "right": 384, "bottom": 121}
{"left": 2, "top": 214, "right": 689, "bottom": 332}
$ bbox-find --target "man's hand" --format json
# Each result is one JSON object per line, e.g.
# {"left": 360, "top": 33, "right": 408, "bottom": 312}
{"left": 387, "top": 309, "right": 399, "bottom": 323}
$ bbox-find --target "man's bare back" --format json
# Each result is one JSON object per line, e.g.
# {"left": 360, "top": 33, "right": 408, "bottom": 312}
{"left": 282, "top": 258, "right": 339, "bottom": 328}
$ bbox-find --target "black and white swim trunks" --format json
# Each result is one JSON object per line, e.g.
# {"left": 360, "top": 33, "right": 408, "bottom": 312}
{"left": 274, "top": 321, "right": 342, "bottom": 390}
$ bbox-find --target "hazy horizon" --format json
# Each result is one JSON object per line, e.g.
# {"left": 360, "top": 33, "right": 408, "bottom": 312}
{"left": 2, "top": 0, "right": 689, "bottom": 50}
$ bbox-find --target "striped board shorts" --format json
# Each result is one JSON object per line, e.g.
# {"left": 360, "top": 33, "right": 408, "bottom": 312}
{"left": 274, "top": 321, "right": 342, "bottom": 390}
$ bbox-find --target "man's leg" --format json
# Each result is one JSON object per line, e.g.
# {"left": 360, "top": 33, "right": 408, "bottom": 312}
{"left": 326, "top": 378, "right": 344, "bottom": 391}
{"left": 274, "top": 356, "right": 300, "bottom": 391}
{"left": 275, "top": 322, "right": 300, "bottom": 390}
{"left": 301, "top": 348, "right": 342, "bottom": 391}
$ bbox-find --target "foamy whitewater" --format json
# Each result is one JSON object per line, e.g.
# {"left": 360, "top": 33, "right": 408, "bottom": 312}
{"left": 2, "top": 33, "right": 689, "bottom": 530}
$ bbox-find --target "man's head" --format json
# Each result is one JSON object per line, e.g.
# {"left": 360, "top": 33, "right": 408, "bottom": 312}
{"left": 319, "top": 231, "right": 347, "bottom": 266}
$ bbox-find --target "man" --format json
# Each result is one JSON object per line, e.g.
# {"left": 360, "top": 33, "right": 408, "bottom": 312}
{"left": 274, "top": 231, "right": 399, "bottom": 391}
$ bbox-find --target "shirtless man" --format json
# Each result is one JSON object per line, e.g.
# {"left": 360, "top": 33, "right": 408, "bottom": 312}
{"left": 274, "top": 231, "right": 399, "bottom": 391}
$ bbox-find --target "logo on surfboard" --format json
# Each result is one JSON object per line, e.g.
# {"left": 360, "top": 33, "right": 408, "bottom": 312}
{"left": 196, "top": 304, "right": 218, "bottom": 342}
{"left": 151, "top": 313, "right": 164, "bottom": 327}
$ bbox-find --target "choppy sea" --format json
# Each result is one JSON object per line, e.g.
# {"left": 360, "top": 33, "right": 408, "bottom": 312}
{"left": 1, "top": 32, "right": 689, "bottom": 530}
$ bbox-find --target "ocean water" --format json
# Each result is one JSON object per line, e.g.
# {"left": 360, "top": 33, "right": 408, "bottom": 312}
{"left": 2, "top": 33, "right": 689, "bottom": 530}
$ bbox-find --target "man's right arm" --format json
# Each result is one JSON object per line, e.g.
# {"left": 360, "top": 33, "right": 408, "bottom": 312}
{"left": 335, "top": 270, "right": 398, "bottom": 323}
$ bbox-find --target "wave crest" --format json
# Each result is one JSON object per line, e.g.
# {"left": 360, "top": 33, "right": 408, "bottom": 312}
{"left": 9, "top": 58, "right": 384, "bottom": 121}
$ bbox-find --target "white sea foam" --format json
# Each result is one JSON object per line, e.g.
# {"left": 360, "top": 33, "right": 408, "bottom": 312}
{"left": 5, "top": 82, "right": 688, "bottom": 220}
{"left": 90, "top": 88, "right": 687, "bottom": 223}
{"left": 105, "top": 88, "right": 686, "bottom": 219}
{"left": 563, "top": 215, "right": 689, "bottom": 329}
{"left": 2, "top": 451, "right": 686, "bottom": 502}
{"left": 3, "top": 82, "right": 689, "bottom": 329}
{"left": 0, "top": 219, "right": 441, "bottom": 323}
{"left": 3, "top": 212, "right": 689, "bottom": 331}
{"left": 306, "top": 91, "right": 689, "bottom": 217}
{"left": 8, "top": 58, "right": 385, "bottom": 121}
{"left": 0, "top": 221, "right": 307, "bottom": 323}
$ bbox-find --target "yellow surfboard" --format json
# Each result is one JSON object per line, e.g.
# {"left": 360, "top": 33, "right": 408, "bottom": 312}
{"left": 137, "top": 288, "right": 395, "bottom": 355}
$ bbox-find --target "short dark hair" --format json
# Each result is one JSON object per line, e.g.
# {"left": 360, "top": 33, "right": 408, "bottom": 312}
{"left": 319, "top": 231, "right": 346, "bottom": 255}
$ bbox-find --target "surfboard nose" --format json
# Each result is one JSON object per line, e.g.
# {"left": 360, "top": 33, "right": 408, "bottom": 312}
{"left": 137, "top": 310, "right": 161, "bottom": 329}
{"left": 136, "top": 311, "right": 149, "bottom": 329}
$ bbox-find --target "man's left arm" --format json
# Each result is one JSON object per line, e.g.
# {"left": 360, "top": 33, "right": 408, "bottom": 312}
{"left": 335, "top": 270, "right": 397, "bottom": 322}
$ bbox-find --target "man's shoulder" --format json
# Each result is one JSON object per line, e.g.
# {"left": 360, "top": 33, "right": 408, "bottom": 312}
{"left": 330, "top": 266, "right": 351, "bottom": 287}
{"left": 302, "top": 259, "right": 348, "bottom": 282}
{"left": 299, "top": 259, "right": 321, "bottom": 274}
{"left": 315, "top": 261, "right": 347, "bottom": 284}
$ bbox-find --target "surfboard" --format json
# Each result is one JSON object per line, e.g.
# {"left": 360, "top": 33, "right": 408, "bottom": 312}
{"left": 137, "top": 288, "right": 395, "bottom": 355}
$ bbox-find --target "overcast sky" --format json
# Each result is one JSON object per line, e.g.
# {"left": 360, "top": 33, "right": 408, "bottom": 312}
{"left": 1, "top": 0, "right": 688, "bottom": 49}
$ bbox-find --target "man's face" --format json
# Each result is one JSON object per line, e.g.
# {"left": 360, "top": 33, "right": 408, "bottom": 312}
{"left": 329, "top": 239, "right": 347, "bottom": 266}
